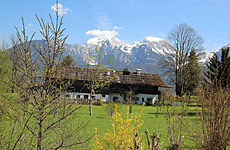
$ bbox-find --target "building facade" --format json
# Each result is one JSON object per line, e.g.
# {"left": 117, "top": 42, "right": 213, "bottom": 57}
{"left": 61, "top": 67, "right": 166, "bottom": 104}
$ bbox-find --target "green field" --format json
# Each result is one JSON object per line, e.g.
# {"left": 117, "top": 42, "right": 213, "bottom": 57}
{"left": 0, "top": 104, "right": 203, "bottom": 149}
{"left": 70, "top": 104, "right": 199, "bottom": 149}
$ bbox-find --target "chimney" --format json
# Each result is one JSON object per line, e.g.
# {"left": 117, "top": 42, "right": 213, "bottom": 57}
{"left": 136, "top": 68, "right": 141, "bottom": 75}
{"left": 123, "top": 68, "right": 130, "bottom": 75}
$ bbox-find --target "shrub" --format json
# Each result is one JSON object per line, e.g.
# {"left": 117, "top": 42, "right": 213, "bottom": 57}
{"left": 93, "top": 104, "right": 145, "bottom": 149}
{"left": 145, "top": 129, "right": 163, "bottom": 150}
{"left": 103, "top": 101, "right": 118, "bottom": 116}
{"left": 95, "top": 98, "right": 103, "bottom": 106}
{"left": 165, "top": 95, "right": 187, "bottom": 149}
{"left": 190, "top": 87, "right": 230, "bottom": 150}
{"left": 83, "top": 99, "right": 89, "bottom": 104}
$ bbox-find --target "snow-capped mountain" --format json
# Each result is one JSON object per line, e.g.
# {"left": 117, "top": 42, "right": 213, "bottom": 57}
{"left": 61, "top": 36, "right": 175, "bottom": 83}
{"left": 197, "top": 48, "right": 226, "bottom": 65}
{"left": 86, "top": 37, "right": 125, "bottom": 47}
{"left": 198, "top": 51, "right": 214, "bottom": 64}
{"left": 29, "top": 36, "right": 214, "bottom": 84}
{"left": 63, "top": 36, "right": 214, "bottom": 76}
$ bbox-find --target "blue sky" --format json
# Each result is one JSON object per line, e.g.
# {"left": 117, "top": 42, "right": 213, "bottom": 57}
{"left": 0, "top": 0, "right": 229, "bottom": 51}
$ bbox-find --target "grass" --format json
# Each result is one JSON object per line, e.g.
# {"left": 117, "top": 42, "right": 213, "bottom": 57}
{"left": 0, "top": 103, "right": 201, "bottom": 149}
{"left": 71, "top": 104, "right": 200, "bottom": 149}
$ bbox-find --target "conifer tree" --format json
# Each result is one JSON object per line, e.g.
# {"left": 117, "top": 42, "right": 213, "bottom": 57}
{"left": 204, "top": 46, "right": 230, "bottom": 88}
{"left": 220, "top": 46, "right": 230, "bottom": 87}
{"left": 184, "top": 49, "right": 201, "bottom": 94}
{"left": 61, "top": 54, "right": 75, "bottom": 67}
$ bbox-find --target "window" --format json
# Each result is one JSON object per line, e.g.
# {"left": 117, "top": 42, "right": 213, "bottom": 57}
{"left": 142, "top": 98, "right": 145, "bottom": 102}
{"left": 113, "top": 96, "right": 118, "bottom": 102}
{"left": 84, "top": 95, "right": 89, "bottom": 99}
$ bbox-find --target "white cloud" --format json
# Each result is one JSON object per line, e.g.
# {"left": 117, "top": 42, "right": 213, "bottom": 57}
{"left": 86, "top": 29, "right": 118, "bottom": 38}
{"left": 113, "top": 26, "right": 122, "bottom": 30}
{"left": 51, "top": 3, "right": 71, "bottom": 16}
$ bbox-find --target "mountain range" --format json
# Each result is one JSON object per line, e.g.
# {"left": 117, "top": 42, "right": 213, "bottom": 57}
{"left": 62, "top": 36, "right": 215, "bottom": 83}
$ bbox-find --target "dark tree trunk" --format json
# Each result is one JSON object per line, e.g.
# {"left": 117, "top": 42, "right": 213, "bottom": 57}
{"left": 89, "top": 90, "right": 94, "bottom": 115}
{"left": 89, "top": 100, "right": 92, "bottom": 115}
{"left": 156, "top": 104, "right": 159, "bottom": 118}
{"left": 38, "top": 109, "right": 43, "bottom": 150}
{"left": 129, "top": 103, "right": 132, "bottom": 114}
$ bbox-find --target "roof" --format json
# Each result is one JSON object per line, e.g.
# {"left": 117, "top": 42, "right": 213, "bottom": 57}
{"left": 59, "top": 67, "right": 166, "bottom": 87}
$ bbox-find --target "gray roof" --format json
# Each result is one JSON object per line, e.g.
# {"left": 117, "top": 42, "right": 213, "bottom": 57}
{"left": 60, "top": 67, "right": 166, "bottom": 87}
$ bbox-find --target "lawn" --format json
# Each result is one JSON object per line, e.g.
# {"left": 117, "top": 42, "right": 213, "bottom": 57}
{"left": 0, "top": 103, "right": 201, "bottom": 149}
{"left": 71, "top": 104, "right": 200, "bottom": 149}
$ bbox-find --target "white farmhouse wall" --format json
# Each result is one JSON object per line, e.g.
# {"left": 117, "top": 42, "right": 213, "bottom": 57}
{"left": 66, "top": 92, "right": 159, "bottom": 105}
{"left": 110, "top": 93, "right": 124, "bottom": 102}
{"left": 152, "top": 95, "right": 158, "bottom": 104}
{"left": 135, "top": 94, "right": 158, "bottom": 104}
{"left": 102, "top": 95, "right": 110, "bottom": 102}
{"left": 66, "top": 92, "right": 78, "bottom": 99}
{"left": 66, "top": 92, "right": 109, "bottom": 102}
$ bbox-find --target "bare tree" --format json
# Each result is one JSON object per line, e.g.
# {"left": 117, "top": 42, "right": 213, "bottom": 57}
{"left": 85, "top": 41, "right": 115, "bottom": 115}
{"left": 0, "top": 3, "right": 90, "bottom": 149}
{"left": 145, "top": 129, "right": 163, "bottom": 150}
{"left": 165, "top": 95, "right": 187, "bottom": 149}
{"left": 162, "top": 24, "right": 203, "bottom": 96}
{"left": 124, "top": 86, "right": 137, "bottom": 114}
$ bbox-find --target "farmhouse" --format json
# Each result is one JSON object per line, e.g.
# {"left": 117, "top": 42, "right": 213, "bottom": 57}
{"left": 60, "top": 67, "right": 166, "bottom": 104}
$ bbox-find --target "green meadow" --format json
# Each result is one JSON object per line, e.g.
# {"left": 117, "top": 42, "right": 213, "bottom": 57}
{"left": 1, "top": 103, "right": 229, "bottom": 149}
{"left": 69, "top": 104, "right": 199, "bottom": 149}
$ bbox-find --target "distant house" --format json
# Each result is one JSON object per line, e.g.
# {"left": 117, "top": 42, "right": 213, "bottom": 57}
{"left": 60, "top": 67, "right": 166, "bottom": 104}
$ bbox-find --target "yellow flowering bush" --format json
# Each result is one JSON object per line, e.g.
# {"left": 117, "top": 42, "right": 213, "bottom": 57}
{"left": 93, "top": 103, "right": 145, "bottom": 150}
